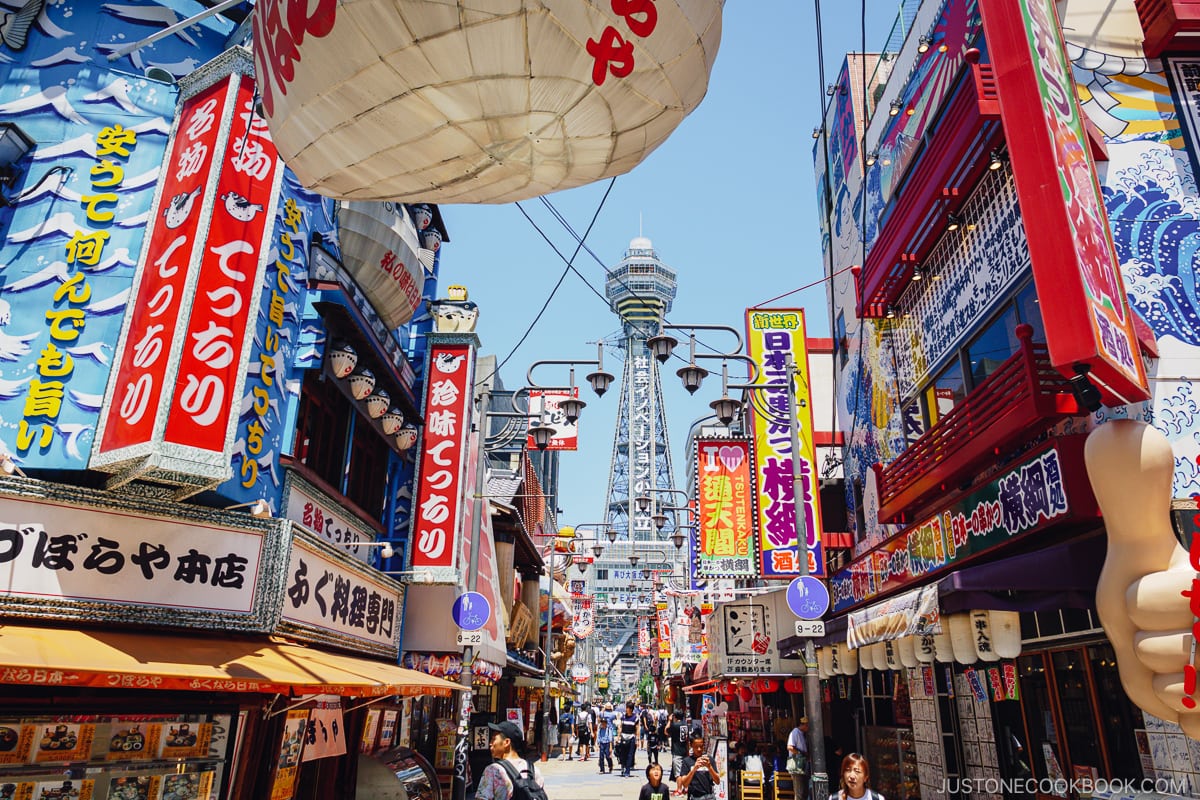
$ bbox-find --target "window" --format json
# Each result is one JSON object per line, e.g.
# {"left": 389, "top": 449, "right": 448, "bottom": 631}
{"left": 852, "top": 478, "right": 867, "bottom": 542}
{"left": 596, "top": 569, "right": 609, "bottom": 581}
{"left": 924, "top": 358, "right": 965, "bottom": 427}
{"left": 966, "top": 304, "right": 1020, "bottom": 386}
{"left": 294, "top": 369, "right": 391, "bottom": 521}
{"left": 1015, "top": 282, "right": 1045, "bottom": 342}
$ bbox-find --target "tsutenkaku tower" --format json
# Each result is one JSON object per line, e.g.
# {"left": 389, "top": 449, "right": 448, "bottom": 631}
{"left": 593, "top": 237, "right": 680, "bottom": 620}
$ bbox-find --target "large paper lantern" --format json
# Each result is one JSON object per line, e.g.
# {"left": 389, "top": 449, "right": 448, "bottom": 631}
{"left": 253, "top": 1, "right": 724, "bottom": 204}
{"left": 989, "top": 611, "right": 1022, "bottom": 659}
{"left": 948, "top": 614, "right": 976, "bottom": 665}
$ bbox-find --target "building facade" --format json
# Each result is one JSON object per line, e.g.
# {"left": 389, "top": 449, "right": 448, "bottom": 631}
{"left": 817, "top": 0, "right": 1200, "bottom": 797}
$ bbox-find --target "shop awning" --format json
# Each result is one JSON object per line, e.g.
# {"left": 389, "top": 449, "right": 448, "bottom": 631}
{"left": 936, "top": 535, "right": 1104, "bottom": 613}
{"left": 0, "top": 625, "right": 466, "bottom": 697}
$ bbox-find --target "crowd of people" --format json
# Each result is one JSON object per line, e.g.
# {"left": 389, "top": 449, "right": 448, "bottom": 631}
{"left": 488, "top": 703, "right": 881, "bottom": 800}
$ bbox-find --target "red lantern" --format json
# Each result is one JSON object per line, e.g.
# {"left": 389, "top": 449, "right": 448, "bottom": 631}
{"left": 761, "top": 678, "right": 779, "bottom": 693}
{"left": 738, "top": 686, "right": 753, "bottom": 702}
{"left": 722, "top": 692, "right": 736, "bottom": 702}
{"left": 785, "top": 678, "right": 804, "bottom": 693}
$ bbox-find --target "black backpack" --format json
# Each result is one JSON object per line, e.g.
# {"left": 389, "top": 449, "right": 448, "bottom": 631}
{"left": 498, "top": 759, "right": 549, "bottom": 800}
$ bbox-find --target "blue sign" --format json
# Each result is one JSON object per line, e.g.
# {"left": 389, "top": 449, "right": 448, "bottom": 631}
{"left": 786, "top": 576, "right": 829, "bottom": 620}
{"left": 452, "top": 591, "right": 491, "bottom": 631}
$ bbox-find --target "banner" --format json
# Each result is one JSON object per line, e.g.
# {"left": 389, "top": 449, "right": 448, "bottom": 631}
{"left": 411, "top": 341, "right": 476, "bottom": 572}
{"left": 846, "top": 585, "right": 941, "bottom": 649}
{"left": 656, "top": 600, "right": 672, "bottom": 660}
{"left": 572, "top": 597, "right": 595, "bottom": 638}
{"left": 744, "top": 309, "right": 823, "bottom": 578}
{"left": 695, "top": 438, "right": 756, "bottom": 578}
{"left": 302, "top": 696, "right": 347, "bottom": 761}
{"left": 638, "top": 617, "right": 651, "bottom": 656}
{"left": 527, "top": 389, "right": 580, "bottom": 451}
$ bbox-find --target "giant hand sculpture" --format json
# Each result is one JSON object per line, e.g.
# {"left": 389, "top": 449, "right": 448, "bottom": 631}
{"left": 1086, "top": 419, "right": 1200, "bottom": 738}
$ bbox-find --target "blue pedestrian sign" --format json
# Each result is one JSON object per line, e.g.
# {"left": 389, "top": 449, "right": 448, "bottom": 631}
{"left": 786, "top": 576, "right": 829, "bottom": 621}
{"left": 452, "top": 591, "right": 491, "bottom": 631}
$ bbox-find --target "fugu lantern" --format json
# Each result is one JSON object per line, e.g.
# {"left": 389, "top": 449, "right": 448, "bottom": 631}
{"left": 252, "top": 0, "right": 724, "bottom": 204}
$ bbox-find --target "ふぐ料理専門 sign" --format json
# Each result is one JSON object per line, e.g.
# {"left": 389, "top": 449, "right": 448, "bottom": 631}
{"left": 829, "top": 435, "right": 1097, "bottom": 613}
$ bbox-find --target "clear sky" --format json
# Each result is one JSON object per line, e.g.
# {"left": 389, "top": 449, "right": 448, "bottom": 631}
{"left": 437, "top": 3, "right": 900, "bottom": 526}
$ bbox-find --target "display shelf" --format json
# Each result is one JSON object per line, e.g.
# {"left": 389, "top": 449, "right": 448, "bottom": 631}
{"left": 864, "top": 725, "right": 920, "bottom": 800}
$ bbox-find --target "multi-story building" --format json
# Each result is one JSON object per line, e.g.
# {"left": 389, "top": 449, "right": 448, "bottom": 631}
{"left": 817, "top": 0, "right": 1200, "bottom": 796}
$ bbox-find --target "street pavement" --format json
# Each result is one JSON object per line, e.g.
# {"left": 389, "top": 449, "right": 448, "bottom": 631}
{"left": 533, "top": 748, "right": 674, "bottom": 800}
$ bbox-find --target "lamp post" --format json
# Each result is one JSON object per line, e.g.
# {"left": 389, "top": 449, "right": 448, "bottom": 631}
{"left": 654, "top": 326, "right": 829, "bottom": 800}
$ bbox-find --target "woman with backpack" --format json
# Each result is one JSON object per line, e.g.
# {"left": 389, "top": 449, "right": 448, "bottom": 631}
{"left": 829, "top": 753, "right": 883, "bottom": 800}
{"left": 475, "top": 721, "right": 546, "bottom": 800}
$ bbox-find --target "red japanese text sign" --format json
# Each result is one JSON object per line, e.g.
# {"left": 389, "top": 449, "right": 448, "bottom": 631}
{"left": 97, "top": 80, "right": 227, "bottom": 456}
{"left": 410, "top": 342, "right": 476, "bottom": 571}
{"left": 165, "top": 74, "right": 282, "bottom": 455}
{"left": 695, "top": 438, "right": 756, "bottom": 579}
{"left": 978, "top": 0, "right": 1148, "bottom": 405}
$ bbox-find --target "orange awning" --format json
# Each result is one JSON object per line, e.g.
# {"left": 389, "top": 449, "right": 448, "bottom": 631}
{"left": 0, "top": 625, "right": 466, "bottom": 698}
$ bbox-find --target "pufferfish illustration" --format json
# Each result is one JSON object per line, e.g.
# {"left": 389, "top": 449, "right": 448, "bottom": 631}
{"left": 433, "top": 351, "right": 466, "bottom": 375}
{"left": 221, "top": 191, "right": 264, "bottom": 222}
{"left": 163, "top": 186, "right": 202, "bottom": 229}
{"left": 0, "top": 0, "right": 45, "bottom": 52}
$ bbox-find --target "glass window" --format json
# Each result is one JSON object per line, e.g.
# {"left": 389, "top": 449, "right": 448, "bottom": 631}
{"left": 1015, "top": 282, "right": 1045, "bottom": 343}
{"left": 1087, "top": 644, "right": 1144, "bottom": 780}
{"left": 1017, "top": 654, "right": 1067, "bottom": 796}
{"left": 924, "top": 359, "right": 965, "bottom": 426}
{"left": 1052, "top": 650, "right": 1103, "bottom": 777}
{"left": 966, "top": 305, "right": 1020, "bottom": 387}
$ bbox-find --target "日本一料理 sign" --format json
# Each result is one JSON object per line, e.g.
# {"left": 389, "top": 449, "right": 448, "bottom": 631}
{"left": 695, "top": 438, "right": 756, "bottom": 578}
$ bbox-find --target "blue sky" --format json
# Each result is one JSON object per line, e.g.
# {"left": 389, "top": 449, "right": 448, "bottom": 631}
{"left": 437, "top": 3, "right": 898, "bottom": 525}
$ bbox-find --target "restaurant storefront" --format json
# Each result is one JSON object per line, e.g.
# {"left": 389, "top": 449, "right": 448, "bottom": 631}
{"left": 0, "top": 476, "right": 461, "bottom": 799}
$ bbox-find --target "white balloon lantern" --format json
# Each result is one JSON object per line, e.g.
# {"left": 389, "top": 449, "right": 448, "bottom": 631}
{"left": 933, "top": 628, "right": 955, "bottom": 663}
{"left": 915, "top": 634, "right": 936, "bottom": 663}
{"left": 348, "top": 369, "right": 376, "bottom": 401}
{"left": 876, "top": 642, "right": 895, "bottom": 671}
{"left": 897, "top": 636, "right": 919, "bottom": 669}
{"left": 365, "top": 389, "right": 391, "bottom": 419}
{"left": 395, "top": 427, "right": 418, "bottom": 451}
{"left": 329, "top": 343, "right": 358, "bottom": 378}
{"left": 856, "top": 643, "right": 874, "bottom": 671}
{"left": 817, "top": 648, "right": 831, "bottom": 680}
{"left": 948, "top": 613, "right": 977, "bottom": 665}
{"left": 989, "top": 610, "right": 1023, "bottom": 659}
{"left": 252, "top": 0, "right": 724, "bottom": 203}
{"left": 971, "top": 609, "right": 1001, "bottom": 662}
{"left": 840, "top": 645, "right": 859, "bottom": 675}
{"left": 381, "top": 408, "right": 406, "bottom": 435}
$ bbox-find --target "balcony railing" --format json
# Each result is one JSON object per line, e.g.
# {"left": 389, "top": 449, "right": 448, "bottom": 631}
{"left": 872, "top": 325, "right": 1083, "bottom": 524}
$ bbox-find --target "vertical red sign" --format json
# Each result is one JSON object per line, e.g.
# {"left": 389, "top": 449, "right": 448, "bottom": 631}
{"left": 99, "top": 80, "right": 227, "bottom": 454}
{"left": 164, "top": 75, "right": 281, "bottom": 453}
{"left": 977, "top": 0, "right": 1148, "bottom": 404}
{"left": 410, "top": 343, "right": 476, "bottom": 570}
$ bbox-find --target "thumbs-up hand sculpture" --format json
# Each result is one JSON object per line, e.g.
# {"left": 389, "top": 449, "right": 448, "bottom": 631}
{"left": 1087, "top": 419, "right": 1200, "bottom": 739}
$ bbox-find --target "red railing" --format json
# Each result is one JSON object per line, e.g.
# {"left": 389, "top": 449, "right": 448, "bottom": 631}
{"left": 872, "top": 325, "right": 1082, "bottom": 524}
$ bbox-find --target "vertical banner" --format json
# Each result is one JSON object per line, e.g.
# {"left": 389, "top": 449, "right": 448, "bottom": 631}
{"left": 163, "top": 72, "right": 282, "bottom": 455}
{"left": 96, "top": 79, "right": 228, "bottom": 457}
{"left": 638, "top": 616, "right": 652, "bottom": 656}
{"left": 628, "top": 346, "right": 656, "bottom": 541}
{"left": 977, "top": 0, "right": 1148, "bottom": 404}
{"left": 527, "top": 388, "right": 580, "bottom": 450}
{"left": 572, "top": 597, "right": 595, "bottom": 638}
{"left": 656, "top": 600, "right": 672, "bottom": 660}
{"left": 411, "top": 341, "right": 476, "bottom": 572}
{"left": 302, "top": 696, "right": 347, "bottom": 761}
{"left": 695, "top": 438, "right": 756, "bottom": 578}
{"left": 270, "top": 709, "right": 309, "bottom": 800}
{"left": 94, "top": 49, "right": 283, "bottom": 482}
{"left": 744, "top": 309, "right": 824, "bottom": 578}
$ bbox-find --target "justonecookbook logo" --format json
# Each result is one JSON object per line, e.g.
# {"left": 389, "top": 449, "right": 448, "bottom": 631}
{"left": 942, "top": 777, "right": 1190, "bottom": 796}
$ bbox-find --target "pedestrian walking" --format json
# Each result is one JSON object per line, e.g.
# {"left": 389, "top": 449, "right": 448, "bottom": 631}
{"left": 666, "top": 711, "right": 690, "bottom": 784}
{"left": 558, "top": 707, "right": 574, "bottom": 760}
{"left": 474, "top": 722, "right": 545, "bottom": 800}
{"left": 575, "top": 702, "right": 595, "bottom": 762}
{"left": 678, "top": 736, "right": 722, "bottom": 800}
{"left": 597, "top": 701, "right": 617, "bottom": 774}
{"left": 618, "top": 701, "right": 640, "bottom": 777}
{"left": 828, "top": 753, "right": 883, "bottom": 800}
{"left": 646, "top": 708, "right": 662, "bottom": 766}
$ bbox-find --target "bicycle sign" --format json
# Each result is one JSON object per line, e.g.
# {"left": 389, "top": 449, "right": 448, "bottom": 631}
{"left": 786, "top": 575, "right": 829, "bottom": 620}
{"left": 452, "top": 591, "right": 491, "bottom": 632}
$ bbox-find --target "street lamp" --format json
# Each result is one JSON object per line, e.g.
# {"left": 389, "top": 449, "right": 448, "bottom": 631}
{"left": 658, "top": 322, "right": 829, "bottom": 800}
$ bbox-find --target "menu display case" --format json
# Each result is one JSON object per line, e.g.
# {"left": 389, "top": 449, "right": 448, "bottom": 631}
{"left": 864, "top": 726, "right": 920, "bottom": 800}
{"left": 0, "top": 712, "right": 232, "bottom": 799}
{"left": 359, "top": 746, "right": 440, "bottom": 800}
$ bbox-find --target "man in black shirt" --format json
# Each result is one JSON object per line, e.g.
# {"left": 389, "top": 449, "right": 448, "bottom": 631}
{"left": 666, "top": 712, "right": 690, "bottom": 783}
{"left": 678, "top": 736, "right": 722, "bottom": 800}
